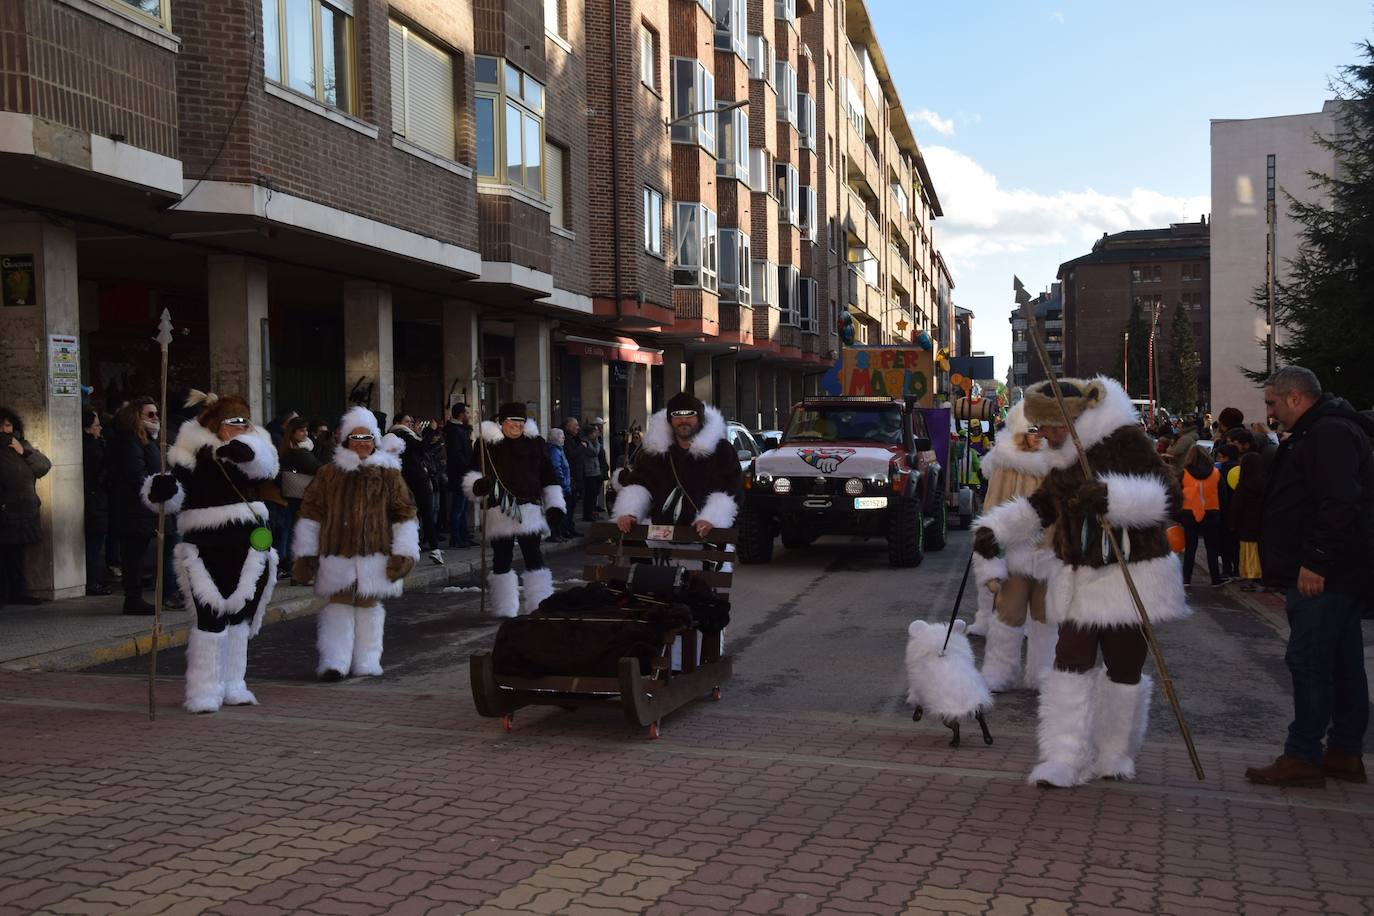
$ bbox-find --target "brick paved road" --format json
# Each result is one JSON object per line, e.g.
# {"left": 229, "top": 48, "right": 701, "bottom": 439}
{"left": 2, "top": 531, "right": 1372, "bottom": 915}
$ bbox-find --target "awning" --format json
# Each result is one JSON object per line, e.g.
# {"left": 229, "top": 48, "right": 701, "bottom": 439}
{"left": 563, "top": 335, "right": 663, "bottom": 366}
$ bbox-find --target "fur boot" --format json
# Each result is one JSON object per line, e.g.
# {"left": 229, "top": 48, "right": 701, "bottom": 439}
{"left": 351, "top": 604, "right": 386, "bottom": 677}
{"left": 184, "top": 628, "right": 225, "bottom": 714}
{"left": 1022, "top": 619, "right": 1059, "bottom": 691}
{"left": 1028, "top": 668, "right": 1097, "bottom": 787}
{"left": 316, "top": 602, "right": 356, "bottom": 679}
{"left": 979, "top": 619, "right": 1025, "bottom": 692}
{"left": 1090, "top": 673, "right": 1153, "bottom": 780}
{"left": 220, "top": 621, "right": 257, "bottom": 706}
{"left": 967, "top": 583, "right": 995, "bottom": 637}
{"left": 489, "top": 570, "right": 519, "bottom": 618}
{"left": 521, "top": 567, "right": 554, "bottom": 615}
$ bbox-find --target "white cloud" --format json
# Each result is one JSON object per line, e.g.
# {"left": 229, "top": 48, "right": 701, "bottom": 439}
{"left": 1051, "top": 10, "right": 1065, "bottom": 23}
{"left": 913, "top": 108, "right": 956, "bottom": 137}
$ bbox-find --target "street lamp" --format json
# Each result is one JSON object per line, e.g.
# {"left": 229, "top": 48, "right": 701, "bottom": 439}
{"left": 665, "top": 98, "right": 748, "bottom": 135}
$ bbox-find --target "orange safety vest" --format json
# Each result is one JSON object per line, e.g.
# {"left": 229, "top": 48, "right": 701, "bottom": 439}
{"left": 1180, "top": 467, "right": 1220, "bottom": 522}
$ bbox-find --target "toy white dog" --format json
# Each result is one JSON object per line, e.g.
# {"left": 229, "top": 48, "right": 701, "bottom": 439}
{"left": 905, "top": 619, "right": 995, "bottom": 747}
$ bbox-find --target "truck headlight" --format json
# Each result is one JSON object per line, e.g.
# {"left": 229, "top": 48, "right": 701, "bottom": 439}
{"left": 773, "top": 477, "right": 792, "bottom": 494}
{"left": 844, "top": 478, "right": 864, "bottom": 495}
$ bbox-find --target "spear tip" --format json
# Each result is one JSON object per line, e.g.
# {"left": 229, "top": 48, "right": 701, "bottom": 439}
{"left": 155, "top": 308, "right": 174, "bottom": 347}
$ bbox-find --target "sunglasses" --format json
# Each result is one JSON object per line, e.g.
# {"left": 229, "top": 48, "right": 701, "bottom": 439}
{"left": 142, "top": 410, "right": 160, "bottom": 418}
{"left": 669, "top": 410, "right": 699, "bottom": 418}
{"left": 346, "top": 433, "right": 375, "bottom": 441}
{"left": 220, "top": 417, "right": 250, "bottom": 427}
{"left": 502, "top": 416, "right": 527, "bottom": 423}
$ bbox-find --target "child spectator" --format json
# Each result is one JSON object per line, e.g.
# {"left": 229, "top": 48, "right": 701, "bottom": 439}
{"left": 1229, "top": 451, "right": 1267, "bottom": 588}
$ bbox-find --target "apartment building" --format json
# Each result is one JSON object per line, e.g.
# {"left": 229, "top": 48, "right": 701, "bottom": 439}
{"left": 0, "top": 0, "right": 944, "bottom": 596}
{"left": 1007, "top": 282, "right": 1062, "bottom": 389}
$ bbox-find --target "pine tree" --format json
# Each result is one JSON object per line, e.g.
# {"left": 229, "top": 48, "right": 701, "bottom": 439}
{"left": 1121, "top": 300, "right": 1150, "bottom": 397}
{"left": 1246, "top": 42, "right": 1374, "bottom": 407}
{"left": 1163, "top": 303, "right": 1201, "bottom": 414}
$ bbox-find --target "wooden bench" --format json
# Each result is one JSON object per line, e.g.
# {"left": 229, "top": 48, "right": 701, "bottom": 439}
{"left": 469, "top": 521, "right": 736, "bottom": 739}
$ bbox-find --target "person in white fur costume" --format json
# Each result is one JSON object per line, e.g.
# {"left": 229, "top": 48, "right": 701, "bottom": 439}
{"left": 974, "top": 377, "right": 1188, "bottom": 787}
{"left": 291, "top": 406, "right": 419, "bottom": 680}
{"left": 462, "top": 403, "right": 566, "bottom": 618}
{"left": 972, "top": 400, "right": 1062, "bottom": 692}
{"left": 142, "top": 392, "right": 280, "bottom": 714}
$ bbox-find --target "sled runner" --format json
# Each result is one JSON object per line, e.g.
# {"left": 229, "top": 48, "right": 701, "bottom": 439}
{"left": 469, "top": 521, "right": 735, "bottom": 739}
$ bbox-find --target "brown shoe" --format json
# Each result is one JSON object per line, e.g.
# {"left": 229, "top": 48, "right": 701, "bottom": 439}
{"left": 1245, "top": 755, "right": 1326, "bottom": 788}
{"left": 1324, "top": 749, "right": 1368, "bottom": 784}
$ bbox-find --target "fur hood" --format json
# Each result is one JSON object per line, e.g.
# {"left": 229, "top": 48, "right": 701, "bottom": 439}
{"left": 339, "top": 406, "right": 382, "bottom": 441}
{"left": 479, "top": 418, "right": 540, "bottom": 444}
{"left": 167, "top": 419, "right": 278, "bottom": 480}
{"left": 1069, "top": 376, "right": 1140, "bottom": 450}
{"left": 981, "top": 402, "right": 1077, "bottom": 478}
{"left": 641, "top": 404, "right": 727, "bottom": 458}
{"left": 332, "top": 438, "right": 403, "bottom": 472}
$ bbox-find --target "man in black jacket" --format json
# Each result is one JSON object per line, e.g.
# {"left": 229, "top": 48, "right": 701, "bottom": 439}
{"left": 444, "top": 404, "right": 476, "bottom": 548}
{"left": 1246, "top": 366, "right": 1372, "bottom": 788}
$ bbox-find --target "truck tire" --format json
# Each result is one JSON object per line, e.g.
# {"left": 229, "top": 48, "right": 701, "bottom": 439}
{"left": 737, "top": 506, "right": 774, "bottom": 564}
{"left": 925, "top": 484, "right": 948, "bottom": 551}
{"left": 781, "top": 530, "right": 817, "bottom": 549}
{"left": 887, "top": 498, "right": 924, "bottom": 568}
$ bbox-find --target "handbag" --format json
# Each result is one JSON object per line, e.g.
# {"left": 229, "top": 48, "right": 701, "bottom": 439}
{"left": 280, "top": 469, "right": 313, "bottom": 500}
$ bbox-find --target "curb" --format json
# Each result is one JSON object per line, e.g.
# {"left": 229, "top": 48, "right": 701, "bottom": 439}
{"left": 4, "top": 537, "right": 587, "bottom": 673}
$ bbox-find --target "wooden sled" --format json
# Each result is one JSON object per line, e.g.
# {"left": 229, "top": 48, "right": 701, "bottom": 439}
{"left": 470, "top": 521, "right": 735, "bottom": 739}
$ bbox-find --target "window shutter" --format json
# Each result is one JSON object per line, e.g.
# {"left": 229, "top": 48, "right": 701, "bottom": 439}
{"left": 545, "top": 142, "right": 566, "bottom": 228}
{"left": 403, "top": 29, "right": 456, "bottom": 159}
{"left": 389, "top": 21, "right": 406, "bottom": 136}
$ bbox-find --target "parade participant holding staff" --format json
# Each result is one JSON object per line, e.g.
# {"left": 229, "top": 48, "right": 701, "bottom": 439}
{"left": 974, "top": 377, "right": 1188, "bottom": 787}
{"left": 142, "top": 392, "right": 280, "bottom": 713}
{"left": 291, "top": 406, "right": 419, "bottom": 680}
{"left": 462, "top": 403, "right": 566, "bottom": 618}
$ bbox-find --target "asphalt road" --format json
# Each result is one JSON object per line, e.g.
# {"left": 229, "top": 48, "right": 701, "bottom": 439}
{"left": 85, "top": 528, "right": 1370, "bottom": 754}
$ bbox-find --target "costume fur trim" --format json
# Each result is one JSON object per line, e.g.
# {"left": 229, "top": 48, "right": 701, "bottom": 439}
{"left": 480, "top": 418, "right": 539, "bottom": 443}
{"left": 316, "top": 603, "right": 355, "bottom": 676}
{"left": 979, "top": 619, "right": 1025, "bottom": 693}
{"left": 1023, "top": 619, "right": 1058, "bottom": 691}
{"left": 351, "top": 605, "right": 386, "bottom": 677}
{"left": 391, "top": 519, "right": 420, "bottom": 559}
{"left": 611, "top": 484, "right": 653, "bottom": 522}
{"left": 184, "top": 627, "right": 224, "bottom": 714}
{"left": 1099, "top": 472, "right": 1171, "bottom": 529}
{"left": 977, "top": 496, "right": 1042, "bottom": 549}
{"left": 293, "top": 517, "right": 320, "bottom": 559}
{"left": 140, "top": 474, "right": 185, "bottom": 515}
{"left": 1048, "top": 552, "right": 1189, "bottom": 628}
{"left": 521, "top": 567, "right": 554, "bottom": 615}
{"left": 1069, "top": 376, "right": 1139, "bottom": 451}
{"left": 695, "top": 491, "right": 739, "bottom": 530}
{"left": 973, "top": 552, "right": 1009, "bottom": 591}
{"left": 169, "top": 419, "right": 214, "bottom": 470}
{"left": 1028, "top": 668, "right": 1096, "bottom": 787}
{"left": 461, "top": 470, "right": 484, "bottom": 499}
{"left": 904, "top": 619, "right": 993, "bottom": 721}
{"left": 177, "top": 501, "right": 268, "bottom": 535}
{"left": 173, "top": 541, "right": 278, "bottom": 622}
{"left": 315, "top": 553, "right": 406, "bottom": 599}
{"left": 981, "top": 405, "right": 1079, "bottom": 478}
{"left": 339, "top": 406, "right": 381, "bottom": 441}
{"left": 489, "top": 570, "right": 519, "bottom": 618}
{"left": 542, "top": 484, "right": 567, "bottom": 513}
{"left": 169, "top": 421, "right": 278, "bottom": 480}
{"left": 332, "top": 441, "right": 401, "bottom": 472}
{"left": 220, "top": 622, "right": 257, "bottom": 706}
{"left": 641, "top": 405, "right": 727, "bottom": 458}
{"left": 1090, "top": 672, "right": 1152, "bottom": 780}
{"left": 481, "top": 503, "right": 549, "bottom": 540}
{"left": 378, "top": 432, "right": 405, "bottom": 460}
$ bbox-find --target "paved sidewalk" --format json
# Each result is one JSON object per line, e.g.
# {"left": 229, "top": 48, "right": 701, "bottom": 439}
{"left": 0, "top": 669, "right": 1371, "bottom": 916}
{"left": 0, "top": 538, "right": 585, "bottom": 674}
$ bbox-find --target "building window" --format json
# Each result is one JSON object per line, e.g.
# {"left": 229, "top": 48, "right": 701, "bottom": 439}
{"left": 775, "top": 163, "right": 799, "bottom": 226}
{"left": 752, "top": 260, "right": 778, "bottom": 309}
{"left": 773, "top": 0, "right": 796, "bottom": 23}
{"left": 798, "top": 186, "right": 817, "bottom": 242}
{"left": 1182, "top": 262, "right": 1203, "bottom": 282}
{"left": 717, "top": 104, "right": 750, "bottom": 182}
{"left": 103, "top": 0, "right": 171, "bottom": 29}
{"left": 644, "top": 187, "right": 663, "bottom": 255}
{"left": 263, "top": 0, "right": 356, "bottom": 113}
{"left": 475, "top": 56, "right": 545, "bottom": 195}
{"left": 747, "top": 148, "right": 772, "bottom": 195}
{"left": 1181, "top": 291, "right": 1204, "bottom": 311}
{"left": 825, "top": 51, "right": 833, "bottom": 86}
{"left": 713, "top": 0, "right": 746, "bottom": 60}
{"left": 1130, "top": 264, "right": 1162, "bottom": 283}
{"left": 544, "top": 0, "right": 566, "bottom": 38}
{"left": 639, "top": 24, "right": 659, "bottom": 90}
{"left": 775, "top": 61, "right": 797, "bottom": 127}
{"left": 674, "top": 202, "right": 718, "bottom": 291}
{"left": 546, "top": 142, "right": 568, "bottom": 229}
{"left": 747, "top": 35, "right": 774, "bottom": 85}
{"left": 797, "top": 93, "right": 816, "bottom": 150}
{"left": 670, "top": 58, "right": 716, "bottom": 152}
{"left": 842, "top": 77, "right": 864, "bottom": 136}
{"left": 720, "top": 229, "right": 752, "bottom": 305}
{"left": 389, "top": 21, "right": 458, "bottom": 161}
{"left": 778, "top": 265, "right": 800, "bottom": 326}
{"left": 799, "top": 278, "right": 817, "bottom": 332}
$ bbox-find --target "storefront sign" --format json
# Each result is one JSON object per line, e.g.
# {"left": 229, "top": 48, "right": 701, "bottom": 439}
{"left": 48, "top": 335, "right": 80, "bottom": 397}
{"left": 2, "top": 254, "right": 36, "bottom": 306}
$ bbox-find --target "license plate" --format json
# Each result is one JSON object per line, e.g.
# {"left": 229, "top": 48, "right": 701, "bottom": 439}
{"left": 854, "top": 496, "right": 888, "bottom": 510}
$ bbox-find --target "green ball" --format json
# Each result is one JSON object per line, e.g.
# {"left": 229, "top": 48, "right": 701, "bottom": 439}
{"left": 249, "top": 526, "right": 274, "bottom": 552}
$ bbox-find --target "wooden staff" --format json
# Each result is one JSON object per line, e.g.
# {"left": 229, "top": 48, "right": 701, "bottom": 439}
{"left": 1015, "top": 295, "right": 1204, "bottom": 780}
{"left": 148, "top": 308, "right": 173, "bottom": 720}
{"left": 472, "top": 361, "right": 489, "bottom": 616}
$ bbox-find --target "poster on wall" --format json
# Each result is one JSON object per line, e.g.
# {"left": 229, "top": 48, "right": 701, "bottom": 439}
{"left": 3, "top": 254, "right": 36, "bottom": 306}
{"left": 48, "top": 335, "right": 80, "bottom": 398}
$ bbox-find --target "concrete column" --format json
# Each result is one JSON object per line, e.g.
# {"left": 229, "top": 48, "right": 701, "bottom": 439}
{"left": 717, "top": 356, "right": 739, "bottom": 421}
{"left": 513, "top": 318, "right": 552, "bottom": 433}
{"left": 440, "top": 299, "right": 480, "bottom": 411}
{"left": 207, "top": 256, "right": 269, "bottom": 420}
{"left": 758, "top": 366, "right": 776, "bottom": 430}
{"left": 579, "top": 357, "right": 609, "bottom": 432}
{"left": 0, "top": 218, "right": 83, "bottom": 598}
{"left": 662, "top": 345, "right": 687, "bottom": 399}
{"left": 629, "top": 362, "right": 652, "bottom": 429}
{"left": 343, "top": 281, "right": 395, "bottom": 424}
{"left": 737, "top": 360, "right": 759, "bottom": 430}
{"left": 691, "top": 353, "right": 713, "bottom": 405}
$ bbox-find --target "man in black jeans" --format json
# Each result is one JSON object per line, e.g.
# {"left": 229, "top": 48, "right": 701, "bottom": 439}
{"left": 1246, "top": 366, "right": 1372, "bottom": 788}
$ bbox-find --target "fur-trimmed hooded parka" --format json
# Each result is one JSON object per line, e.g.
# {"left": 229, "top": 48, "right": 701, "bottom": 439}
{"left": 611, "top": 405, "right": 742, "bottom": 529}
{"left": 146, "top": 417, "right": 280, "bottom": 633}
{"left": 292, "top": 407, "right": 420, "bottom": 600}
{"left": 977, "top": 376, "right": 1188, "bottom": 628}
{"left": 461, "top": 419, "right": 565, "bottom": 540}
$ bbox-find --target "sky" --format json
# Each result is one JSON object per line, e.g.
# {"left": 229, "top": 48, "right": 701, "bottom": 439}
{"left": 867, "top": 0, "right": 1371, "bottom": 379}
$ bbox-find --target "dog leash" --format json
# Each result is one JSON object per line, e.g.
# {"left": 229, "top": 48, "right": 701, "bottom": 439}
{"left": 940, "top": 550, "right": 976, "bottom": 655}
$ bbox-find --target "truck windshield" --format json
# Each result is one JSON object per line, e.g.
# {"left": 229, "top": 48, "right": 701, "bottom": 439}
{"left": 784, "top": 406, "right": 905, "bottom": 443}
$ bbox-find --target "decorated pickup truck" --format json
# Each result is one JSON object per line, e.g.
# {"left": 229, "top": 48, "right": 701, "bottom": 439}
{"left": 737, "top": 396, "right": 946, "bottom": 567}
